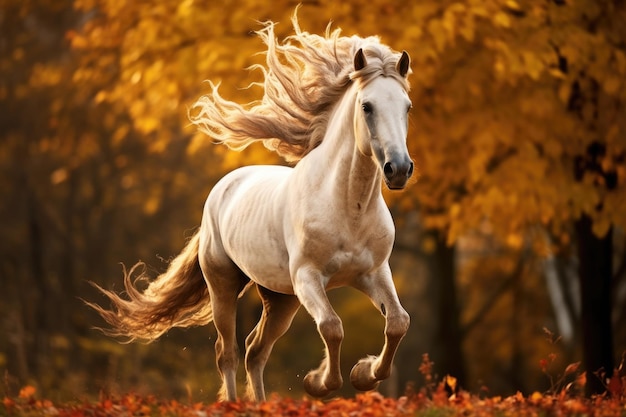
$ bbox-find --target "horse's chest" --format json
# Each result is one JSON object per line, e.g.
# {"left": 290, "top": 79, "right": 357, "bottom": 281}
{"left": 302, "top": 226, "right": 392, "bottom": 282}
{"left": 322, "top": 248, "right": 374, "bottom": 280}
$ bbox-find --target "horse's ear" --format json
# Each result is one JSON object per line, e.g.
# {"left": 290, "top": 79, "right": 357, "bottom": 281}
{"left": 354, "top": 48, "right": 367, "bottom": 71}
{"left": 396, "top": 50, "right": 410, "bottom": 78}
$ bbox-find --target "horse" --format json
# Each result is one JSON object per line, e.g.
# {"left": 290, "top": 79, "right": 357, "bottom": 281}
{"left": 88, "top": 14, "right": 414, "bottom": 402}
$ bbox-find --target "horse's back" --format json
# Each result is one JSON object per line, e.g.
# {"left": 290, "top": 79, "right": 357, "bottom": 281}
{"left": 201, "top": 165, "right": 295, "bottom": 294}
{"left": 208, "top": 165, "right": 291, "bottom": 210}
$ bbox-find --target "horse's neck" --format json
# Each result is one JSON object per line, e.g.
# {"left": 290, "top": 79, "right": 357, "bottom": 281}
{"left": 308, "top": 86, "right": 383, "bottom": 215}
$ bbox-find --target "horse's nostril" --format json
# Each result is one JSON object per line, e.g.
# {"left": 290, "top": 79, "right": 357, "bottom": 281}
{"left": 383, "top": 162, "right": 394, "bottom": 178}
{"left": 407, "top": 162, "right": 414, "bottom": 178}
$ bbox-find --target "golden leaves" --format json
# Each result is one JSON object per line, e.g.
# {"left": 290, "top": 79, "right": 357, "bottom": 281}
{"left": 29, "top": 63, "right": 64, "bottom": 87}
{"left": 425, "top": 2, "right": 486, "bottom": 52}
{"left": 63, "top": 0, "right": 626, "bottom": 243}
{"left": 428, "top": 19, "right": 447, "bottom": 53}
{"left": 50, "top": 168, "right": 69, "bottom": 185}
{"left": 397, "top": 0, "right": 626, "bottom": 246}
{"left": 492, "top": 11, "right": 511, "bottom": 28}
{"left": 602, "top": 76, "right": 622, "bottom": 95}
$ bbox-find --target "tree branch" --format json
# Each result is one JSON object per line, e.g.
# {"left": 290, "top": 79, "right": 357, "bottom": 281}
{"left": 461, "top": 252, "right": 526, "bottom": 338}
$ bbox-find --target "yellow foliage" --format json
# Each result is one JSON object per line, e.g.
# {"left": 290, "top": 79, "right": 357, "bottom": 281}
{"left": 57, "top": 0, "right": 626, "bottom": 243}
{"left": 143, "top": 194, "right": 160, "bottom": 215}
{"left": 29, "top": 63, "right": 64, "bottom": 87}
{"left": 50, "top": 168, "right": 69, "bottom": 185}
{"left": 602, "top": 76, "right": 622, "bottom": 95}
{"left": 492, "top": 12, "right": 511, "bottom": 28}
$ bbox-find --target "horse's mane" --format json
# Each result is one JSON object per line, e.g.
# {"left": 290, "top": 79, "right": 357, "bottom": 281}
{"left": 189, "top": 12, "right": 410, "bottom": 163}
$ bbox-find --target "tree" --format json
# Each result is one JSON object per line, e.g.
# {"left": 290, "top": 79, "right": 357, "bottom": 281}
{"left": 392, "top": 0, "right": 626, "bottom": 395}
{"left": 0, "top": 0, "right": 229, "bottom": 397}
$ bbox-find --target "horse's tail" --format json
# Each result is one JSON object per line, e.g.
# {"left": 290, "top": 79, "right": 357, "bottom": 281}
{"left": 87, "top": 232, "right": 211, "bottom": 342}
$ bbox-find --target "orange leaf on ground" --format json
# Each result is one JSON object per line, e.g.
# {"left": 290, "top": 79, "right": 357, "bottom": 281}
{"left": 564, "top": 362, "right": 580, "bottom": 375}
{"left": 607, "top": 373, "right": 623, "bottom": 397}
{"left": 18, "top": 386, "right": 36, "bottom": 399}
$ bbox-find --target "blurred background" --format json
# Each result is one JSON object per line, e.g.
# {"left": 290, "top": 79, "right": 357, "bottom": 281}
{"left": 1, "top": 0, "right": 625, "bottom": 402}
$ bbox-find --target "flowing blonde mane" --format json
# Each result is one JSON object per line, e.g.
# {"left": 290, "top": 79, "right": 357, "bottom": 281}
{"left": 189, "top": 13, "right": 410, "bottom": 163}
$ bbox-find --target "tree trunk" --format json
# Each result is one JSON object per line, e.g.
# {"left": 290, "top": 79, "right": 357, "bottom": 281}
{"left": 430, "top": 231, "right": 466, "bottom": 386}
{"left": 575, "top": 213, "right": 614, "bottom": 396}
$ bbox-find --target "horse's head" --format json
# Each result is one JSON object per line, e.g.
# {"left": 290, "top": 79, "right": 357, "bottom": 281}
{"left": 352, "top": 48, "right": 413, "bottom": 190}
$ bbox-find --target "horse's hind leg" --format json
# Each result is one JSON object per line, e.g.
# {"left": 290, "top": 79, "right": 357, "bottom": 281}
{"left": 244, "top": 286, "right": 300, "bottom": 401}
{"left": 203, "top": 263, "right": 249, "bottom": 401}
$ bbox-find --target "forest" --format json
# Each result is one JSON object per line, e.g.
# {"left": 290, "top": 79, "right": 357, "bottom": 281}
{"left": 1, "top": 0, "right": 625, "bottom": 405}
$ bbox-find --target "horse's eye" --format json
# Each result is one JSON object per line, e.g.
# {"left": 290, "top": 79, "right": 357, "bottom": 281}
{"left": 407, "top": 104, "right": 413, "bottom": 113}
{"left": 362, "top": 102, "right": 373, "bottom": 114}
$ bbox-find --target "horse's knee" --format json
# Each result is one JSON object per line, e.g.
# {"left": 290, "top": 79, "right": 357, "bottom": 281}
{"left": 217, "top": 352, "right": 238, "bottom": 368}
{"left": 318, "top": 315, "right": 344, "bottom": 344}
{"left": 386, "top": 310, "right": 410, "bottom": 339}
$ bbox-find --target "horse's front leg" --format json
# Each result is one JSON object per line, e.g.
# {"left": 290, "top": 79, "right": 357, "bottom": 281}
{"left": 350, "top": 264, "right": 410, "bottom": 391}
{"left": 292, "top": 266, "right": 344, "bottom": 397}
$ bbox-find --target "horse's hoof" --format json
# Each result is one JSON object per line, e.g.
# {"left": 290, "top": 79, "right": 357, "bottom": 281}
{"left": 303, "top": 369, "right": 342, "bottom": 397}
{"left": 350, "top": 357, "right": 380, "bottom": 391}
{"left": 303, "top": 372, "right": 331, "bottom": 397}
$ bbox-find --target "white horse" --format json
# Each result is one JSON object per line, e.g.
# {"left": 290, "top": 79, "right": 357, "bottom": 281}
{"left": 89, "top": 15, "right": 414, "bottom": 402}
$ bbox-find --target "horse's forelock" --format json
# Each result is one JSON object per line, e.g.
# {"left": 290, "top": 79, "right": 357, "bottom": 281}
{"left": 349, "top": 44, "right": 411, "bottom": 90}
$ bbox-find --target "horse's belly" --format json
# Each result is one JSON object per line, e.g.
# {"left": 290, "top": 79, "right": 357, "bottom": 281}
{"left": 235, "top": 245, "right": 295, "bottom": 294}
{"left": 212, "top": 166, "right": 295, "bottom": 294}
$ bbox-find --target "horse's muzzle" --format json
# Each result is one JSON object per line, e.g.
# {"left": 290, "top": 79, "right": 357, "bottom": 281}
{"left": 383, "top": 158, "right": 414, "bottom": 190}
